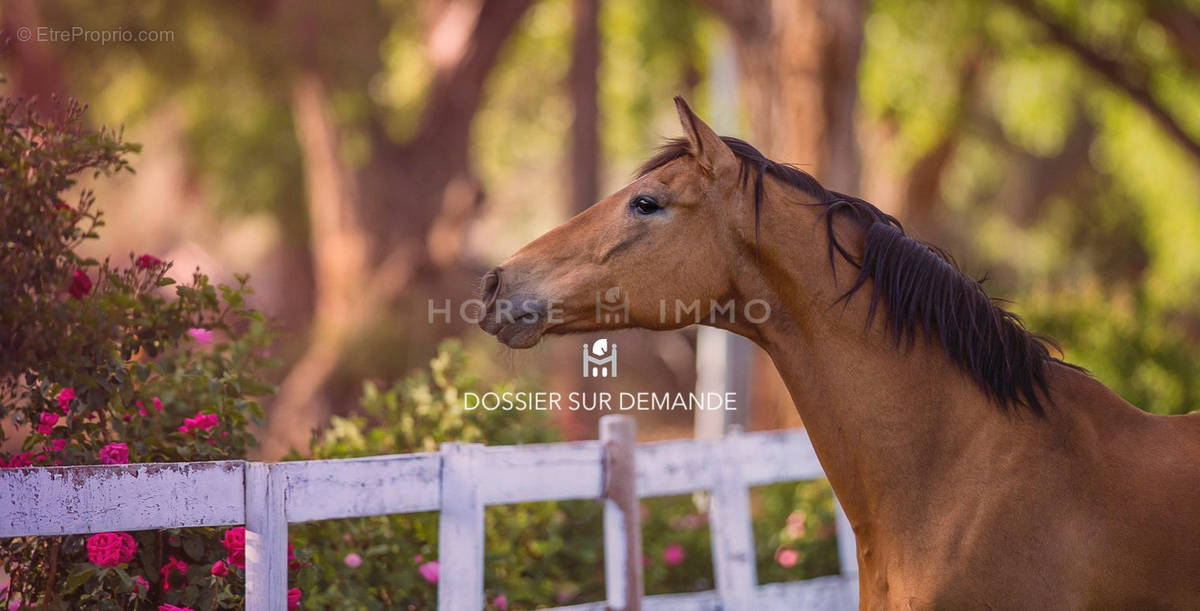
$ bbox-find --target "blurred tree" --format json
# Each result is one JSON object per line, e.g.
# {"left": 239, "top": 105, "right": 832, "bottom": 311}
{"left": 703, "top": 0, "right": 866, "bottom": 192}
{"left": 569, "top": 0, "right": 601, "bottom": 214}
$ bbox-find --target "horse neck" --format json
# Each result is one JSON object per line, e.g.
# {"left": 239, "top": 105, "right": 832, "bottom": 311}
{"left": 730, "top": 197, "right": 998, "bottom": 533}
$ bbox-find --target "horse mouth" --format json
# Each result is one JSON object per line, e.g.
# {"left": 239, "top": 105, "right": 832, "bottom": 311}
{"left": 478, "top": 297, "right": 548, "bottom": 349}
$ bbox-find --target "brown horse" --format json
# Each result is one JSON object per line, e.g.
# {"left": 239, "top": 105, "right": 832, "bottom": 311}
{"left": 478, "top": 97, "right": 1200, "bottom": 608}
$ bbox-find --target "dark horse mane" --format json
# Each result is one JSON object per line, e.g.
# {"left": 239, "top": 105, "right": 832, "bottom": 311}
{"left": 640, "top": 136, "right": 1076, "bottom": 415}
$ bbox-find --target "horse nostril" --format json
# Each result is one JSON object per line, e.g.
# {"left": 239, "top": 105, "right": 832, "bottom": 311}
{"left": 481, "top": 267, "right": 502, "bottom": 307}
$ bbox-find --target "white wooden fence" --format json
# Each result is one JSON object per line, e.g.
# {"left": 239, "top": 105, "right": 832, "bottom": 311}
{"left": 0, "top": 415, "right": 858, "bottom": 610}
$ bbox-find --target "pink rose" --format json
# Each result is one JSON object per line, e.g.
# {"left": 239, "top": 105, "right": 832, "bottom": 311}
{"left": 288, "top": 543, "right": 302, "bottom": 569}
{"left": 86, "top": 532, "right": 136, "bottom": 567}
{"left": 99, "top": 442, "right": 129, "bottom": 465}
{"left": 287, "top": 587, "right": 302, "bottom": 610}
{"left": 158, "top": 605, "right": 194, "bottom": 611}
{"left": 133, "top": 575, "right": 149, "bottom": 594}
{"left": 775, "top": 547, "right": 799, "bottom": 568}
{"left": 36, "top": 412, "right": 58, "bottom": 435}
{"left": 160, "top": 555, "right": 188, "bottom": 591}
{"left": 662, "top": 543, "right": 685, "bottom": 566}
{"left": 187, "top": 327, "right": 213, "bottom": 344}
{"left": 180, "top": 411, "right": 220, "bottom": 434}
{"left": 211, "top": 560, "right": 229, "bottom": 577}
{"left": 2, "top": 453, "right": 33, "bottom": 468}
{"left": 494, "top": 594, "right": 508, "bottom": 610}
{"left": 153, "top": 396, "right": 163, "bottom": 412}
{"left": 136, "top": 254, "right": 162, "bottom": 269}
{"left": 57, "top": 387, "right": 75, "bottom": 413}
{"left": 343, "top": 552, "right": 362, "bottom": 568}
{"left": 418, "top": 560, "right": 439, "bottom": 584}
{"left": 68, "top": 269, "right": 92, "bottom": 299}
{"left": 49, "top": 438, "right": 67, "bottom": 452}
{"left": 222, "top": 526, "right": 246, "bottom": 568}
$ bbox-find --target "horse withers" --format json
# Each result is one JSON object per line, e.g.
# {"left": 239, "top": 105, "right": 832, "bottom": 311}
{"left": 478, "top": 97, "right": 1200, "bottom": 609}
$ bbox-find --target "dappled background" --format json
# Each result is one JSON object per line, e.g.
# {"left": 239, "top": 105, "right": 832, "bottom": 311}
{"left": 4, "top": 0, "right": 1199, "bottom": 457}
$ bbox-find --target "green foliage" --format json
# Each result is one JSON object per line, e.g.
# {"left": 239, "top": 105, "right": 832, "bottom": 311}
{"left": 0, "top": 97, "right": 278, "bottom": 609}
{"left": 293, "top": 341, "right": 841, "bottom": 609}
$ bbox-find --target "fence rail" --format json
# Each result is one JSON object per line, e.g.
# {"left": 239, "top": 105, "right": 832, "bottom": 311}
{"left": 0, "top": 415, "right": 858, "bottom": 610}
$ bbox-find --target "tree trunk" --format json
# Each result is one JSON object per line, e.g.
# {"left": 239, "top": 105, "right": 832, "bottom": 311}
{"left": 259, "top": 0, "right": 534, "bottom": 458}
{"left": 568, "top": 0, "right": 601, "bottom": 215}
{"left": 704, "top": 0, "right": 867, "bottom": 430}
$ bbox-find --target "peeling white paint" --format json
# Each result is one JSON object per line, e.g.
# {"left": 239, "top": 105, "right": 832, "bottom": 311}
{"left": 0, "top": 418, "right": 858, "bottom": 610}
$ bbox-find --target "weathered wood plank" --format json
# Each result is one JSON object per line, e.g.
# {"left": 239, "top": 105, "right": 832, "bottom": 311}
{"left": 709, "top": 433, "right": 757, "bottom": 609}
{"left": 730, "top": 430, "right": 826, "bottom": 485}
{"left": 601, "top": 415, "right": 643, "bottom": 611}
{"left": 244, "top": 463, "right": 288, "bottom": 611}
{"left": 549, "top": 575, "right": 857, "bottom": 611}
{"left": 834, "top": 500, "right": 860, "bottom": 607}
{"left": 477, "top": 441, "right": 604, "bottom": 505}
{"left": 0, "top": 461, "right": 245, "bottom": 537}
{"left": 635, "top": 438, "right": 715, "bottom": 497}
{"left": 438, "top": 443, "right": 485, "bottom": 610}
{"left": 276, "top": 453, "right": 441, "bottom": 522}
{"left": 549, "top": 576, "right": 855, "bottom": 611}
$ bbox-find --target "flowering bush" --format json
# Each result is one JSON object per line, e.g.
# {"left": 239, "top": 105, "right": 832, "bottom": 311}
{"left": 0, "top": 94, "right": 836, "bottom": 608}
{"left": 290, "top": 342, "right": 841, "bottom": 608}
{"left": 0, "top": 96, "right": 282, "bottom": 608}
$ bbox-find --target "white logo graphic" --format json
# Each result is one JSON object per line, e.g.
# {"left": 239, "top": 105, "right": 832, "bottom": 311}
{"left": 582, "top": 338, "right": 618, "bottom": 378}
{"left": 595, "top": 287, "right": 629, "bottom": 324}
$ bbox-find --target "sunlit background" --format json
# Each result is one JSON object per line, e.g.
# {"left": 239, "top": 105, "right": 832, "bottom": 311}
{"left": 5, "top": 0, "right": 1200, "bottom": 606}
{"left": 4, "top": 0, "right": 1199, "bottom": 458}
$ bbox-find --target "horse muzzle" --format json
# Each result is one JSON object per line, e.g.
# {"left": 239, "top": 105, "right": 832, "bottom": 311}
{"left": 477, "top": 267, "right": 550, "bottom": 348}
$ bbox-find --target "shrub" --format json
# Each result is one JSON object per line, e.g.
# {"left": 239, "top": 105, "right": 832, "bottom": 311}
{"left": 292, "top": 341, "right": 841, "bottom": 609}
{"left": 0, "top": 96, "right": 280, "bottom": 609}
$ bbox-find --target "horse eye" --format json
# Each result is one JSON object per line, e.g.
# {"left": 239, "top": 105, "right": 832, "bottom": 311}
{"left": 631, "top": 195, "right": 661, "bottom": 215}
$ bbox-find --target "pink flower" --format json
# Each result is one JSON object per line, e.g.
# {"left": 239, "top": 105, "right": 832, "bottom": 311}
{"left": 211, "top": 560, "right": 229, "bottom": 577}
{"left": 662, "top": 543, "right": 685, "bottom": 566}
{"left": 288, "top": 543, "right": 302, "bottom": 569}
{"left": 494, "top": 594, "right": 508, "bottom": 610}
{"left": 2, "top": 453, "right": 33, "bottom": 468}
{"left": 343, "top": 552, "right": 362, "bottom": 568}
{"left": 287, "top": 587, "right": 302, "bottom": 610}
{"left": 158, "top": 605, "right": 194, "bottom": 611}
{"left": 187, "top": 327, "right": 213, "bottom": 344}
{"left": 36, "top": 412, "right": 58, "bottom": 435}
{"left": 418, "top": 560, "right": 439, "bottom": 584}
{"left": 68, "top": 269, "right": 92, "bottom": 299}
{"left": 86, "top": 532, "right": 136, "bottom": 566}
{"left": 136, "top": 254, "right": 162, "bottom": 269}
{"left": 160, "top": 555, "right": 188, "bottom": 591}
{"left": 57, "top": 387, "right": 75, "bottom": 413}
{"left": 49, "top": 438, "right": 67, "bottom": 452}
{"left": 133, "top": 575, "right": 149, "bottom": 594}
{"left": 180, "top": 411, "right": 220, "bottom": 434}
{"left": 153, "top": 396, "right": 163, "bottom": 412}
{"left": 222, "top": 526, "right": 246, "bottom": 568}
{"left": 99, "top": 442, "right": 129, "bottom": 465}
{"left": 776, "top": 547, "right": 799, "bottom": 568}
{"left": 785, "top": 510, "right": 807, "bottom": 539}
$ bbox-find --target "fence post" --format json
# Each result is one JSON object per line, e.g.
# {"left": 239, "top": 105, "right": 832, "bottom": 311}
{"left": 710, "top": 429, "right": 757, "bottom": 610}
{"left": 245, "top": 462, "right": 287, "bottom": 611}
{"left": 600, "top": 415, "right": 642, "bottom": 611}
{"left": 834, "top": 499, "right": 860, "bottom": 607}
{"left": 438, "top": 443, "right": 485, "bottom": 610}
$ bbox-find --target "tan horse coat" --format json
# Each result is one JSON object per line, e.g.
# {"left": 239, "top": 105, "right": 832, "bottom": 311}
{"left": 479, "top": 98, "right": 1200, "bottom": 609}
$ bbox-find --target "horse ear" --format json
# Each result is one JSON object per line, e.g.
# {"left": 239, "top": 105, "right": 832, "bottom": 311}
{"left": 674, "top": 96, "right": 736, "bottom": 175}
